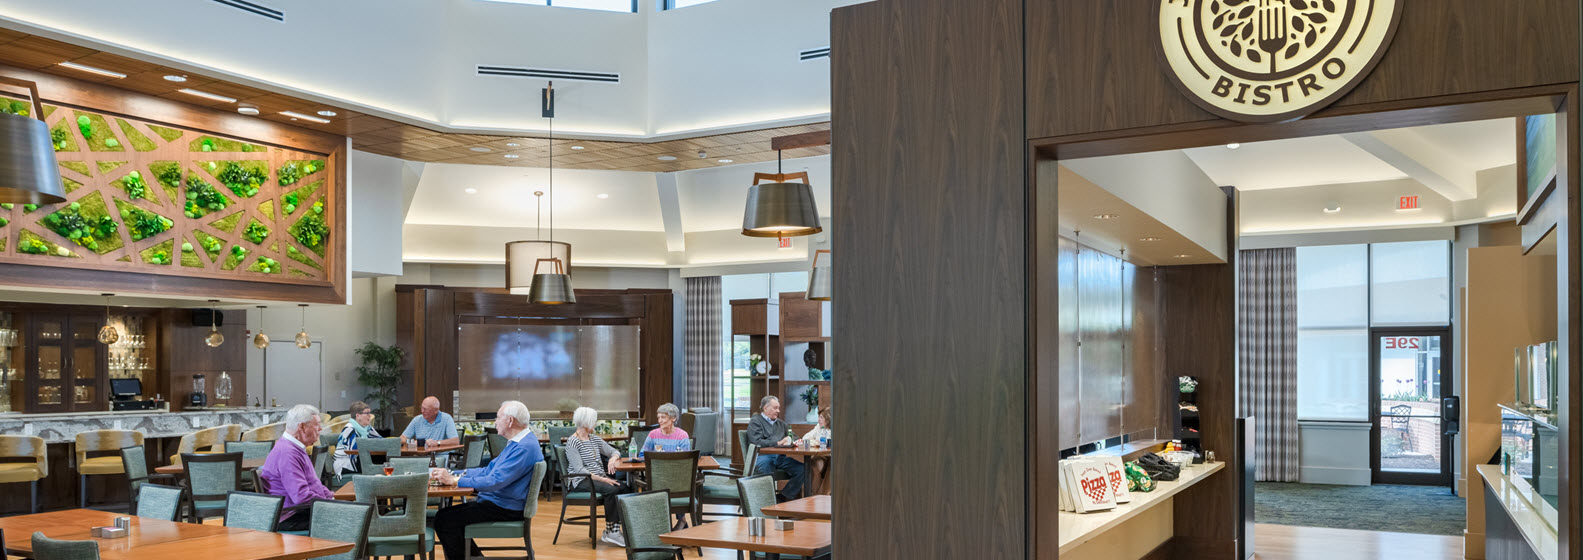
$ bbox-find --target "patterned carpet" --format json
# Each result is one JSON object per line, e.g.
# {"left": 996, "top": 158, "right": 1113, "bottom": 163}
{"left": 1255, "top": 482, "right": 1466, "bottom": 536}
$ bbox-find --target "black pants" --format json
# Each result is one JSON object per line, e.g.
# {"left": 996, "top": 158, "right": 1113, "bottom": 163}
{"left": 434, "top": 500, "right": 522, "bottom": 560}
{"left": 277, "top": 509, "right": 312, "bottom": 532}
{"left": 572, "top": 475, "right": 631, "bottom": 525}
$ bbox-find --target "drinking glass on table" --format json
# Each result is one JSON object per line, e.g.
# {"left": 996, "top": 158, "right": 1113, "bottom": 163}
{"left": 383, "top": 465, "right": 394, "bottom": 476}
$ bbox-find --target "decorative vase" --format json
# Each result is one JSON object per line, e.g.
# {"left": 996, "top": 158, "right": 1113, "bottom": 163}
{"left": 806, "top": 409, "right": 819, "bottom": 423}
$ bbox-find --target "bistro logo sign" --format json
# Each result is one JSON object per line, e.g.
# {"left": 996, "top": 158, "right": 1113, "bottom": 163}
{"left": 1158, "top": 0, "right": 1400, "bottom": 122}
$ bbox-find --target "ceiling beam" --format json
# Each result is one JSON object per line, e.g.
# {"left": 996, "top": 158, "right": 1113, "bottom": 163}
{"left": 1339, "top": 130, "right": 1479, "bottom": 201}
{"left": 655, "top": 172, "right": 686, "bottom": 259}
{"left": 771, "top": 130, "right": 832, "bottom": 151}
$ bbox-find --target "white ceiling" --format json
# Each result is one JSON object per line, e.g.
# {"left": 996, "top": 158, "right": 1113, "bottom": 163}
{"left": 677, "top": 157, "right": 832, "bottom": 232}
{"left": 406, "top": 163, "right": 665, "bottom": 231}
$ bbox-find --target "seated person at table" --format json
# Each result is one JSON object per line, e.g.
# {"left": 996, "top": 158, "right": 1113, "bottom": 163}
{"left": 260, "top": 404, "right": 336, "bottom": 531}
{"left": 641, "top": 402, "right": 691, "bottom": 453}
{"left": 400, "top": 396, "right": 460, "bottom": 447}
{"left": 748, "top": 396, "right": 805, "bottom": 500}
{"left": 333, "top": 401, "right": 381, "bottom": 476}
{"left": 431, "top": 400, "right": 545, "bottom": 560}
{"left": 566, "top": 406, "right": 633, "bottom": 548}
{"left": 798, "top": 407, "right": 831, "bottom": 446}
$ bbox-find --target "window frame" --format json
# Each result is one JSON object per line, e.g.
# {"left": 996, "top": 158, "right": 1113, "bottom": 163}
{"left": 479, "top": 0, "right": 638, "bottom": 13}
{"left": 663, "top": 0, "right": 720, "bottom": 10}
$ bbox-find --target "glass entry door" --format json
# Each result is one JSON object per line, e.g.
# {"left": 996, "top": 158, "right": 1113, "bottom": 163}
{"left": 1370, "top": 329, "right": 1451, "bottom": 485}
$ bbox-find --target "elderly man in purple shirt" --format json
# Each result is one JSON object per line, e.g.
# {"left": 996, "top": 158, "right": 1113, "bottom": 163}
{"left": 259, "top": 404, "right": 335, "bottom": 531}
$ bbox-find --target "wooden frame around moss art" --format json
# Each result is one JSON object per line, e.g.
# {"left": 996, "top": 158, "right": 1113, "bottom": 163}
{"left": 0, "top": 65, "right": 346, "bottom": 304}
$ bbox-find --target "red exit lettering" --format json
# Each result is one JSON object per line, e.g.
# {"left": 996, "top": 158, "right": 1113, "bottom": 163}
{"left": 1399, "top": 196, "right": 1419, "bottom": 210}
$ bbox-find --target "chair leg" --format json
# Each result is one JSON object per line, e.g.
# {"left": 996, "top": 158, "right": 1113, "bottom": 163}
{"left": 31, "top": 479, "right": 39, "bottom": 514}
{"left": 588, "top": 501, "right": 598, "bottom": 549}
{"left": 553, "top": 499, "right": 569, "bottom": 544}
{"left": 79, "top": 474, "right": 88, "bottom": 508}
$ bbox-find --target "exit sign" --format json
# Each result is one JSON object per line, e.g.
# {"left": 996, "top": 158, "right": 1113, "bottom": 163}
{"left": 1398, "top": 196, "right": 1419, "bottom": 210}
{"left": 777, "top": 237, "right": 793, "bottom": 249}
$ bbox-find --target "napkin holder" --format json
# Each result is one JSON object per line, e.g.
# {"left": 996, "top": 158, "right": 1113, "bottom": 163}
{"left": 92, "top": 526, "right": 128, "bottom": 538}
{"left": 774, "top": 519, "right": 795, "bottom": 531}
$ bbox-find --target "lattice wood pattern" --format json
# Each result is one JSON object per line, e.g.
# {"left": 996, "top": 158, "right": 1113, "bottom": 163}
{"left": 0, "top": 97, "right": 335, "bottom": 286}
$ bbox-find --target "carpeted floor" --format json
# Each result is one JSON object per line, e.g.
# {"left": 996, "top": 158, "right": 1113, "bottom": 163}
{"left": 1255, "top": 482, "right": 1466, "bottom": 536}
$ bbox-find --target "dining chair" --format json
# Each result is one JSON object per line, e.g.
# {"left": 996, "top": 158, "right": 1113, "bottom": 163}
{"left": 241, "top": 422, "right": 284, "bottom": 442}
{"left": 644, "top": 450, "right": 702, "bottom": 529}
{"left": 698, "top": 444, "right": 758, "bottom": 520}
{"left": 180, "top": 451, "right": 242, "bottom": 523}
{"left": 691, "top": 412, "right": 719, "bottom": 456}
{"left": 462, "top": 461, "right": 547, "bottom": 560}
{"left": 354, "top": 474, "right": 434, "bottom": 560}
{"left": 356, "top": 437, "right": 401, "bottom": 475}
{"left": 168, "top": 427, "right": 224, "bottom": 464}
{"left": 552, "top": 445, "right": 602, "bottom": 549}
{"left": 122, "top": 444, "right": 176, "bottom": 514}
{"left": 630, "top": 427, "right": 654, "bottom": 456}
{"left": 614, "top": 491, "right": 685, "bottom": 560}
{"left": 225, "top": 440, "right": 274, "bottom": 460}
{"left": 735, "top": 475, "right": 805, "bottom": 560}
{"left": 133, "top": 483, "right": 185, "bottom": 521}
{"left": 548, "top": 426, "right": 578, "bottom": 445}
{"left": 223, "top": 491, "right": 284, "bottom": 532}
{"left": 0, "top": 435, "right": 47, "bottom": 513}
{"left": 388, "top": 456, "right": 430, "bottom": 475}
{"left": 75, "top": 430, "right": 142, "bottom": 509}
{"left": 218, "top": 424, "right": 244, "bottom": 444}
{"left": 306, "top": 499, "right": 375, "bottom": 560}
{"left": 30, "top": 532, "right": 99, "bottom": 560}
{"left": 312, "top": 445, "right": 334, "bottom": 486}
{"left": 461, "top": 435, "right": 487, "bottom": 469}
{"left": 487, "top": 432, "right": 508, "bottom": 459}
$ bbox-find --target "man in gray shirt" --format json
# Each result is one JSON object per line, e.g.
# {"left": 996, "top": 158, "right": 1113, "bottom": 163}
{"left": 748, "top": 396, "right": 805, "bottom": 499}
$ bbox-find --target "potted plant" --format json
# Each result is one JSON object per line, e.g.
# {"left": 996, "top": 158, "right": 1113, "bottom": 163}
{"left": 800, "top": 385, "right": 820, "bottom": 423}
{"left": 354, "top": 342, "right": 404, "bottom": 432}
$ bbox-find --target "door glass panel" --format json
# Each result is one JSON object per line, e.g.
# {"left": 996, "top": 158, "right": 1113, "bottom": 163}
{"left": 38, "top": 345, "right": 60, "bottom": 380}
{"left": 1379, "top": 335, "right": 1442, "bottom": 473}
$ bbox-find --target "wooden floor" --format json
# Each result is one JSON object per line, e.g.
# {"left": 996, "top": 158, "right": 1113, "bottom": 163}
{"left": 1254, "top": 524, "right": 1465, "bottom": 560}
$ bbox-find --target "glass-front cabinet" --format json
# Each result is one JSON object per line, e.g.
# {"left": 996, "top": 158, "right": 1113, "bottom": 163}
{"left": 27, "top": 314, "right": 107, "bottom": 413}
{"left": 1500, "top": 403, "right": 1559, "bottom": 526}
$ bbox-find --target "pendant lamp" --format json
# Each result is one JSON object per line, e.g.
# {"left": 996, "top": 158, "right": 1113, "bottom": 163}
{"left": 742, "top": 150, "right": 821, "bottom": 238}
{"left": 0, "top": 77, "right": 66, "bottom": 204}
{"left": 807, "top": 250, "right": 832, "bottom": 301}
{"left": 97, "top": 293, "right": 119, "bottom": 345}
{"left": 504, "top": 83, "right": 575, "bottom": 304}
{"left": 294, "top": 304, "right": 311, "bottom": 348}
{"left": 506, "top": 192, "right": 572, "bottom": 297}
{"left": 253, "top": 306, "right": 270, "bottom": 349}
{"left": 204, "top": 300, "right": 224, "bottom": 348}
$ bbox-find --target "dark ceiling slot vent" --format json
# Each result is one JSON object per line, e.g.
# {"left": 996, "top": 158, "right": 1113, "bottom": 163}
{"left": 212, "top": 0, "right": 284, "bottom": 21}
{"left": 799, "top": 46, "right": 831, "bottom": 62}
{"left": 476, "top": 65, "right": 621, "bottom": 84}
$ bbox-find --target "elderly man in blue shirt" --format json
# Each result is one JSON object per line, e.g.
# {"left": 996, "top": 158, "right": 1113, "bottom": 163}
{"left": 431, "top": 400, "right": 543, "bottom": 560}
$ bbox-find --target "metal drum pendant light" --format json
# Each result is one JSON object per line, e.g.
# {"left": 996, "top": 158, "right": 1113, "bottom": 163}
{"left": 742, "top": 150, "right": 821, "bottom": 238}
{"left": 807, "top": 250, "right": 832, "bottom": 301}
{"left": 0, "top": 77, "right": 66, "bottom": 204}
{"left": 505, "top": 83, "right": 574, "bottom": 304}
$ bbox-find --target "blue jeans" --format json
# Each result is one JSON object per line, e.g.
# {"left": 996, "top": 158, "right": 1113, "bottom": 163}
{"left": 754, "top": 454, "right": 806, "bottom": 497}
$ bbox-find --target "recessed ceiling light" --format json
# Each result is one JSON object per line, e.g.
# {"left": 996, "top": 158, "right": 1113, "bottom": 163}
{"left": 657, "top": 155, "right": 678, "bottom": 161}
{"left": 1092, "top": 213, "right": 1119, "bottom": 220}
{"left": 279, "top": 111, "right": 330, "bottom": 124}
{"left": 570, "top": 146, "right": 585, "bottom": 150}
{"left": 1138, "top": 237, "right": 1163, "bottom": 242}
{"left": 503, "top": 154, "right": 520, "bottom": 159}
{"left": 1324, "top": 204, "right": 1342, "bottom": 213}
{"left": 717, "top": 159, "right": 734, "bottom": 163}
{"left": 506, "top": 142, "right": 521, "bottom": 147}
{"left": 1174, "top": 254, "right": 1193, "bottom": 258}
{"left": 57, "top": 61, "right": 126, "bottom": 79}
{"left": 316, "top": 110, "right": 337, "bottom": 117}
{"left": 162, "top": 74, "right": 188, "bottom": 83}
{"left": 1226, "top": 143, "right": 1241, "bottom": 149}
{"left": 237, "top": 106, "right": 260, "bottom": 116}
{"left": 597, "top": 193, "right": 609, "bottom": 199}
{"left": 470, "top": 147, "right": 492, "bottom": 152}
{"left": 178, "top": 88, "right": 236, "bottom": 103}
{"left": 464, "top": 187, "right": 478, "bottom": 194}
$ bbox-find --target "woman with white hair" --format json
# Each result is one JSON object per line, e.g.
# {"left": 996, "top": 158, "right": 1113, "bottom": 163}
{"left": 565, "top": 406, "right": 632, "bottom": 547}
{"left": 640, "top": 402, "right": 691, "bottom": 453}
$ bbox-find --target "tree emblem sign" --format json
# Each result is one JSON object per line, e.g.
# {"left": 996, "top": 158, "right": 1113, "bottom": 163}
{"left": 1158, "top": 0, "right": 1401, "bottom": 122}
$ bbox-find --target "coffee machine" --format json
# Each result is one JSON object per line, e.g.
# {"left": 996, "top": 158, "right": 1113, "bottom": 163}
{"left": 188, "top": 373, "right": 207, "bottom": 408}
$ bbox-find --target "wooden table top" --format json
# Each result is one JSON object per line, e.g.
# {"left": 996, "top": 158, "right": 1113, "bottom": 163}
{"left": 397, "top": 443, "right": 464, "bottom": 455}
{"left": 758, "top": 446, "right": 831, "bottom": 458}
{"left": 538, "top": 434, "right": 630, "bottom": 444}
{"left": 154, "top": 458, "right": 268, "bottom": 475}
{"left": 333, "top": 479, "right": 475, "bottom": 500}
{"left": 659, "top": 517, "right": 831, "bottom": 556}
{"left": 760, "top": 495, "right": 831, "bottom": 520}
{"left": 612, "top": 455, "right": 720, "bottom": 473}
{"left": 0, "top": 509, "right": 353, "bottom": 560}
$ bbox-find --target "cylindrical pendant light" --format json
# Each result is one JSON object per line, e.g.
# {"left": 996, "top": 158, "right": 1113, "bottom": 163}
{"left": 253, "top": 306, "right": 270, "bottom": 349}
{"left": 294, "top": 304, "right": 311, "bottom": 348}
{"left": 807, "top": 250, "right": 832, "bottom": 301}
{"left": 97, "top": 293, "right": 119, "bottom": 345}
{"left": 506, "top": 191, "right": 572, "bottom": 296}
{"left": 204, "top": 300, "right": 224, "bottom": 348}
{"left": 0, "top": 78, "right": 66, "bottom": 205}
{"left": 522, "top": 84, "right": 574, "bottom": 304}
{"left": 742, "top": 150, "right": 821, "bottom": 238}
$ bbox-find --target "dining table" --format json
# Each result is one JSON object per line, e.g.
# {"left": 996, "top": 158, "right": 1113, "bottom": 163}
{"left": 659, "top": 517, "right": 831, "bottom": 560}
{"left": 539, "top": 434, "right": 630, "bottom": 445}
{"left": 611, "top": 455, "right": 721, "bottom": 473}
{"left": 394, "top": 442, "right": 464, "bottom": 456}
{"left": 154, "top": 458, "right": 268, "bottom": 475}
{"left": 333, "top": 479, "right": 475, "bottom": 501}
{"left": 760, "top": 495, "right": 831, "bottom": 521}
{"left": 0, "top": 509, "right": 353, "bottom": 560}
{"left": 757, "top": 446, "right": 832, "bottom": 497}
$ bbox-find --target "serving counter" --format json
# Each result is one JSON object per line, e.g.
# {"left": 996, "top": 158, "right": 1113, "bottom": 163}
{"left": 0, "top": 406, "right": 285, "bottom": 443}
{"left": 1058, "top": 461, "right": 1226, "bottom": 560}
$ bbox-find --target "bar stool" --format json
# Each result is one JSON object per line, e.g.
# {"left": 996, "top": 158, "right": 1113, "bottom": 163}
{"left": 218, "top": 424, "right": 244, "bottom": 445}
{"left": 169, "top": 426, "right": 225, "bottom": 465}
{"left": 76, "top": 430, "right": 143, "bottom": 509}
{"left": 241, "top": 422, "right": 284, "bottom": 442}
{"left": 0, "top": 435, "right": 46, "bottom": 513}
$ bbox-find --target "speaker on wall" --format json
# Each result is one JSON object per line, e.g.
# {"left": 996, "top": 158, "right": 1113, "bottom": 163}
{"left": 191, "top": 309, "right": 224, "bottom": 327}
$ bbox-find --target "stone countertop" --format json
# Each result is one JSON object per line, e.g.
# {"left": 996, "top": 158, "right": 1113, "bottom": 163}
{"left": 0, "top": 406, "right": 286, "bottom": 421}
{"left": 0, "top": 407, "right": 288, "bottom": 444}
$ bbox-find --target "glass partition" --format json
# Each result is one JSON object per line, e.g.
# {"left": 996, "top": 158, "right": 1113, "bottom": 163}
{"left": 457, "top": 324, "right": 640, "bottom": 416}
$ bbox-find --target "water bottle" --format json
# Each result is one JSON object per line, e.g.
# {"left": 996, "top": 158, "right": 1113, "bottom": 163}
{"left": 787, "top": 429, "right": 795, "bottom": 448}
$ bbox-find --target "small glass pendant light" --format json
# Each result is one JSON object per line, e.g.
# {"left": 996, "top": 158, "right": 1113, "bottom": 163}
{"left": 204, "top": 300, "right": 224, "bottom": 348}
{"left": 97, "top": 293, "right": 119, "bottom": 345}
{"left": 252, "top": 305, "right": 270, "bottom": 349}
{"left": 294, "top": 304, "right": 311, "bottom": 348}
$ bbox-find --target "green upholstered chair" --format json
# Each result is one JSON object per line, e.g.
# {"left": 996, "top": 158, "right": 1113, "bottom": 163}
{"left": 356, "top": 437, "right": 401, "bottom": 476}
{"left": 0, "top": 435, "right": 46, "bottom": 514}
{"left": 462, "top": 461, "right": 547, "bottom": 559}
{"left": 698, "top": 443, "right": 757, "bottom": 520}
{"left": 615, "top": 491, "right": 685, "bottom": 560}
{"left": 547, "top": 426, "right": 578, "bottom": 445}
{"left": 462, "top": 435, "right": 487, "bottom": 469}
{"left": 629, "top": 427, "right": 653, "bottom": 456}
{"left": 487, "top": 433, "right": 508, "bottom": 460}
{"left": 552, "top": 445, "right": 602, "bottom": 549}
{"left": 179, "top": 452, "right": 241, "bottom": 523}
{"left": 223, "top": 491, "right": 284, "bottom": 532}
{"left": 737, "top": 475, "right": 777, "bottom": 518}
{"left": 76, "top": 430, "right": 142, "bottom": 509}
{"left": 312, "top": 445, "right": 334, "bottom": 486}
{"left": 355, "top": 473, "right": 434, "bottom": 560}
{"left": 121, "top": 444, "right": 176, "bottom": 515}
{"left": 306, "top": 499, "right": 375, "bottom": 560}
{"left": 644, "top": 450, "right": 702, "bottom": 529}
{"left": 133, "top": 483, "right": 184, "bottom": 522}
{"left": 388, "top": 456, "right": 430, "bottom": 475}
{"left": 225, "top": 440, "right": 274, "bottom": 460}
{"left": 30, "top": 532, "right": 99, "bottom": 560}
{"left": 689, "top": 412, "right": 719, "bottom": 456}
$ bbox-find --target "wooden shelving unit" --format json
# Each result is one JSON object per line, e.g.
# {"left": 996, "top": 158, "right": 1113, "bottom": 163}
{"left": 728, "top": 292, "right": 833, "bottom": 461}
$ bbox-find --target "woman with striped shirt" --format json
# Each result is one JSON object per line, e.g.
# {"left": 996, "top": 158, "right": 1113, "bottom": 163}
{"left": 565, "top": 406, "right": 632, "bottom": 547}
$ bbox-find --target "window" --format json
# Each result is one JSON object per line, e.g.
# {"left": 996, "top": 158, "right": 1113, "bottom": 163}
{"left": 1369, "top": 240, "right": 1451, "bottom": 326}
{"left": 664, "top": 0, "right": 721, "bottom": 9}
{"left": 718, "top": 271, "right": 809, "bottom": 413}
{"left": 479, "top": 0, "right": 637, "bottom": 13}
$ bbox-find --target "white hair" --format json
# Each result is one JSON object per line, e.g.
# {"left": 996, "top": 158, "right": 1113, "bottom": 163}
{"left": 657, "top": 403, "right": 680, "bottom": 420}
{"left": 284, "top": 404, "right": 321, "bottom": 433}
{"left": 500, "top": 400, "right": 531, "bottom": 427}
{"left": 572, "top": 407, "right": 599, "bottom": 430}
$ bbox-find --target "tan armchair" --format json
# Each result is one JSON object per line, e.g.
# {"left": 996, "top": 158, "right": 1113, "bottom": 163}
{"left": 75, "top": 430, "right": 143, "bottom": 509}
{"left": 242, "top": 422, "right": 285, "bottom": 442}
{"left": 169, "top": 426, "right": 226, "bottom": 465}
{"left": 218, "top": 423, "right": 244, "bottom": 444}
{"left": 0, "top": 435, "right": 46, "bottom": 513}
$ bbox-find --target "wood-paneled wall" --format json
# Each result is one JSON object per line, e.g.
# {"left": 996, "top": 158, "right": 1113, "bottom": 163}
{"left": 159, "top": 309, "right": 247, "bottom": 411}
{"left": 831, "top": 0, "right": 1027, "bottom": 558}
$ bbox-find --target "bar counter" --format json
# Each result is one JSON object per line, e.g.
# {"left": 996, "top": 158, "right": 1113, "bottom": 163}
{"left": 0, "top": 407, "right": 286, "bottom": 443}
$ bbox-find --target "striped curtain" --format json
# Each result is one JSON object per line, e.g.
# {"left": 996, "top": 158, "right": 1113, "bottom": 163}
{"left": 1238, "top": 248, "right": 1299, "bottom": 482}
{"left": 684, "top": 276, "right": 727, "bottom": 455}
